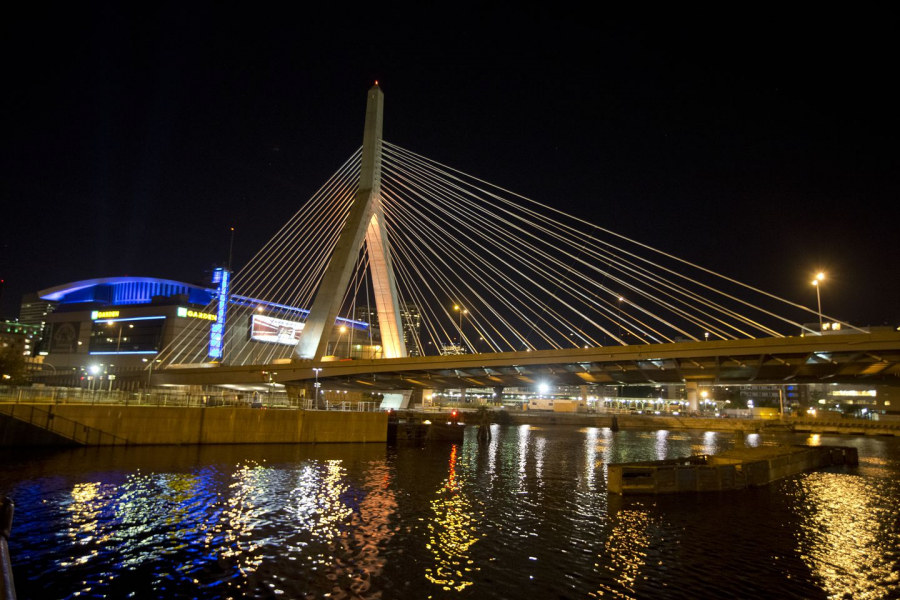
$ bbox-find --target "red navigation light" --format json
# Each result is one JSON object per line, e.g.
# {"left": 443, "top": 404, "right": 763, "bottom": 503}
{"left": 451, "top": 410, "right": 458, "bottom": 418}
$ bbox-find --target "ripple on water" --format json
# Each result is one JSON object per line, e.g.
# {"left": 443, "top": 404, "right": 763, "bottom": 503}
{"left": 3, "top": 429, "right": 900, "bottom": 599}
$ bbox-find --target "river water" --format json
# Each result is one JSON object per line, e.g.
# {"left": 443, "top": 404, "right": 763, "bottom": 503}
{"left": 2, "top": 425, "right": 899, "bottom": 599}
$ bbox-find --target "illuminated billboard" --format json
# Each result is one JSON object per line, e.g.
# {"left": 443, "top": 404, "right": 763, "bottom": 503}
{"left": 250, "top": 314, "right": 304, "bottom": 345}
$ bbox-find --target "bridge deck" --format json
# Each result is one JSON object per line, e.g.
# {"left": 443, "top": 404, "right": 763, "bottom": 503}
{"left": 153, "top": 331, "right": 900, "bottom": 390}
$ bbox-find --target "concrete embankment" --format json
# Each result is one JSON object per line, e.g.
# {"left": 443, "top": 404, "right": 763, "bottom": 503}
{"left": 500, "top": 412, "right": 900, "bottom": 436}
{"left": 0, "top": 404, "right": 387, "bottom": 446}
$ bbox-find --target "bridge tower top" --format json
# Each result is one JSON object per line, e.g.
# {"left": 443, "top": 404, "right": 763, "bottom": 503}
{"left": 294, "top": 83, "right": 407, "bottom": 361}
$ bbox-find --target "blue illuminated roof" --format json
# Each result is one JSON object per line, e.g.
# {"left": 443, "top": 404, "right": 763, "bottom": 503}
{"left": 38, "top": 276, "right": 368, "bottom": 329}
{"left": 39, "top": 277, "right": 214, "bottom": 305}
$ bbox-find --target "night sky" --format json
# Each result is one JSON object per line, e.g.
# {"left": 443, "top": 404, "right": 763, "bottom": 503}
{"left": 3, "top": 6, "right": 897, "bottom": 327}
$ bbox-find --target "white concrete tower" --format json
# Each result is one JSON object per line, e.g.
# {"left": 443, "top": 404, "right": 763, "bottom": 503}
{"left": 294, "top": 84, "right": 407, "bottom": 361}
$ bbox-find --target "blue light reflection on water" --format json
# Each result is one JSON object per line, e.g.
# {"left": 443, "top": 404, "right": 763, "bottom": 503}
{"left": 2, "top": 428, "right": 899, "bottom": 599}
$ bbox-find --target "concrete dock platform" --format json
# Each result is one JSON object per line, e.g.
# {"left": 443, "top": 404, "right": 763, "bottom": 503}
{"left": 608, "top": 444, "right": 858, "bottom": 495}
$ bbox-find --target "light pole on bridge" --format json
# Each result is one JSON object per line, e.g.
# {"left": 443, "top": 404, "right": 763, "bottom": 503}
{"left": 453, "top": 305, "right": 467, "bottom": 352}
{"left": 812, "top": 272, "right": 825, "bottom": 333}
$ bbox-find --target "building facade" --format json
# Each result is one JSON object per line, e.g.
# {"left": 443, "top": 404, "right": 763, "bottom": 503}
{"left": 32, "top": 275, "right": 372, "bottom": 388}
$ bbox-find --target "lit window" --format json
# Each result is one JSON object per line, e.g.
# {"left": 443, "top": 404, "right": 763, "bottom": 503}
{"left": 886, "top": 401, "right": 892, "bottom": 406}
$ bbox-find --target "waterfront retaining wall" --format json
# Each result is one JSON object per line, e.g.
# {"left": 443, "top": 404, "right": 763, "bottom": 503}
{"left": 0, "top": 404, "right": 387, "bottom": 446}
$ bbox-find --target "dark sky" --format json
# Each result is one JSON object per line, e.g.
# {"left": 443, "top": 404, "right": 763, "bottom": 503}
{"left": 2, "top": 6, "right": 897, "bottom": 327}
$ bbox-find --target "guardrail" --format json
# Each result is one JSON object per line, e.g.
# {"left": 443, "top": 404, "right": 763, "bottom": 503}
{"left": 0, "top": 387, "right": 387, "bottom": 413}
{"left": 0, "top": 387, "right": 298, "bottom": 409}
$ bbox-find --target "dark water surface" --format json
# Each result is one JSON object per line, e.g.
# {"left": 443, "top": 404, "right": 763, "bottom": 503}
{"left": 2, "top": 425, "right": 899, "bottom": 599}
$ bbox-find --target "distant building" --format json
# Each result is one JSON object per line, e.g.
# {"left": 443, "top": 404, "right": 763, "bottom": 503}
{"left": 1, "top": 320, "right": 42, "bottom": 357}
{"left": 400, "top": 303, "right": 422, "bottom": 356}
{"left": 18, "top": 292, "right": 58, "bottom": 329}
{"left": 355, "top": 302, "right": 423, "bottom": 356}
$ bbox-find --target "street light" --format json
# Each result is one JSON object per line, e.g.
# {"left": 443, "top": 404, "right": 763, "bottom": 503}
{"left": 617, "top": 296, "right": 624, "bottom": 341}
{"left": 88, "top": 364, "right": 101, "bottom": 392}
{"left": 812, "top": 272, "right": 825, "bottom": 333}
{"left": 453, "top": 305, "right": 468, "bottom": 351}
{"left": 312, "top": 368, "right": 322, "bottom": 404}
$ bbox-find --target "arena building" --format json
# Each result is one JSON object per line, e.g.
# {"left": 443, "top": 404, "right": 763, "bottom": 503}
{"left": 35, "top": 270, "right": 373, "bottom": 388}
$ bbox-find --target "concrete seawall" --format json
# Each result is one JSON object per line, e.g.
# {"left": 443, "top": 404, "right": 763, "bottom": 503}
{"left": 0, "top": 404, "right": 387, "bottom": 446}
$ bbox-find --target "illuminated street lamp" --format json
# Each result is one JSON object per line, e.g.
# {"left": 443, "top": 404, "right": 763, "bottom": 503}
{"left": 453, "top": 304, "right": 468, "bottom": 351}
{"left": 88, "top": 364, "right": 101, "bottom": 392}
{"left": 812, "top": 272, "right": 825, "bottom": 333}
{"left": 618, "top": 296, "right": 624, "bottom": 341}
{"left": 338, "top": 325, "right": 348, "bottom": 357}
{"left": 312, "top": 367, "right": 322, "bottom": 407}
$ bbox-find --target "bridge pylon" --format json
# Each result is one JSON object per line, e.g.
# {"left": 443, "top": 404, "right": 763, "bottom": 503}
{"left": 294, "top": 84, "right": 407, "bottom": 361}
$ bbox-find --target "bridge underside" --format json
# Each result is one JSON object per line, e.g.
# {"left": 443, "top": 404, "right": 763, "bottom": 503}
{"left": 152, "top": 332, "right": 900, "bottom": 390}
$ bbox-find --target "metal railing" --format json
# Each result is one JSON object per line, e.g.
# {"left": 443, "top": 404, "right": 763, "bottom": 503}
{"left": 0, "top": 387, "right": 298, "bottom": 409}
{"left": 0, "top": 403, "right": 128, "bottom": 446}
{"left": 0, "top": 386, "right": 387, "bottom": 412}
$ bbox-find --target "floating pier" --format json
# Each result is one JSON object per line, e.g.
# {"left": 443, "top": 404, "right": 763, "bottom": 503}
{"left": 387, "top": 413, "right": 466, "bottom": 442}
{"left": 608, "top": 444, "right": 858, "bottom": 495}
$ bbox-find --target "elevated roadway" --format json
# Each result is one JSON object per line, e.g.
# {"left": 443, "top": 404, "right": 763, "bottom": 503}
{"left": 153, "top": 331, "right": 900, "bottom": 391}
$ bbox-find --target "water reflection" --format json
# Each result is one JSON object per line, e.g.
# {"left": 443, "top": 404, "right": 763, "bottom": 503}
{"left": 6, "top": 431, "right": 900, "bottom": 599}
{"left": 425, "top": 444, "right": 482, "bottom": 592}
{"left": 793, "top": 472, "right": 900, "bottom": 599}
{"left": 591, "top": 501, "right": 654, "bottom": 599}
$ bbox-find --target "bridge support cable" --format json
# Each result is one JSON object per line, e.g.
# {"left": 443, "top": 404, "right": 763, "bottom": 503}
{"left": 189, "top": 163, "right": 359, "bottom": 366}
{"left": 385, "top": 197, "right": 540, "bottom": 352}
{"left": 377, "top": 142, "right": 860, "bottom": 346}
{"left": 155, "top": 150, "right": 363, "bottom": 367}
{"left": 383, "top": 187, "right": 614, "bottom": 350}
{"left": 381, "top": 149, "right": 769, "bottom": 341}
{"left": 381, "top": 163, "right": 699, "bottom": 345}
{"left": 158, "top": 158, "right": 359, "bottom": 367}
{"left": 381, "top": 141, "right": 862, "bottom": 337}
{"left": 382, "top": 158, "right": 758, "bottom": 345}
{"left": 381, "top": 145, "right": 782, "bottom": 340}
{"left": 381, "top": 157, "right": 753, "bottom": 348}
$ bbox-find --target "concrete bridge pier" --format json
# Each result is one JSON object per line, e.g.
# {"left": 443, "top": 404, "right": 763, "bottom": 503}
{"left": 686, "top": 381, "right": 699, "bottom": 413}
{"left": 493, "top": 386, "right": 504, "bottom": 404}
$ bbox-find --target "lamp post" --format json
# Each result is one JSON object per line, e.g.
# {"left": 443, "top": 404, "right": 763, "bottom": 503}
{"left": 812, "top": 272, "right": 825, "bottom": 333}
{"left": 453, "top": 305, "right": 468, "bottom": 352}
{"left": 338, "top": 325, "right": 347, "bottom": 358}
{"left": 617, "top": 296, "right": 624, "bottom": 342}
{"left": 88, "top": 364, "right": 100, "bottom": 393}
{"left": 313, "top": 368, "right": 322, "bottom": 407}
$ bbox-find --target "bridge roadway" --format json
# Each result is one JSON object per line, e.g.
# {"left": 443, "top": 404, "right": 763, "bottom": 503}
{"left": 152, "top": 331, "right": 900, "bottom": 391}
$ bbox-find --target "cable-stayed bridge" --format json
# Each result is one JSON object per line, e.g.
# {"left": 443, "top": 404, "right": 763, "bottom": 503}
{"left": 153, "top": 84, "right": 900, "bottom": 406}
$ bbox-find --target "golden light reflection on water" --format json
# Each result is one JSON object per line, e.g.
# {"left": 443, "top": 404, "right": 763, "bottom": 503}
{"left": 209, "top": 460, "right": 278, "bottom": 597}
{"left": 425, "top": 444, "right": 483, "bottom": 593}
{"left": 591, "top": 503, "right": 653, "bottom": 599}
{"left": 64, "top": 481, "right": 116, "bottom": 564}
{"left": 794, "top": 472, "right": 900, "bottom": 599}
